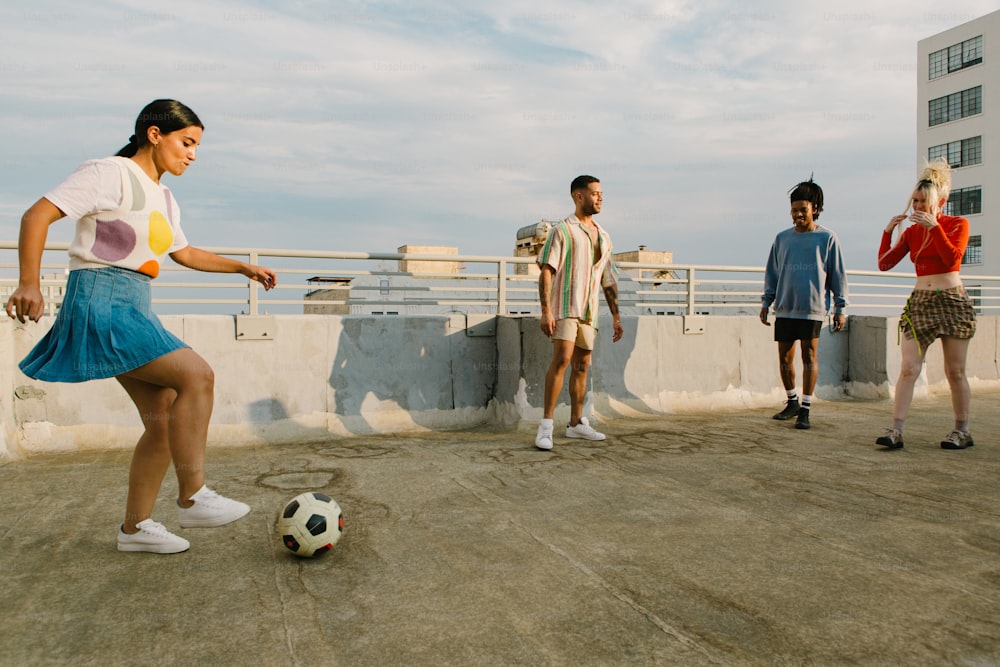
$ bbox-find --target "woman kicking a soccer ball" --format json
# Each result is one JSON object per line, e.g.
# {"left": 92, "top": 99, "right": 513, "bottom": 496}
{"left": 6, "top": 99, "right": 278, "bottom": 553}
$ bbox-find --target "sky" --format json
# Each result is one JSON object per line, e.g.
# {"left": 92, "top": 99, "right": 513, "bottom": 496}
{"left": 0, "top": 0, "right": 996, "bottom": 271}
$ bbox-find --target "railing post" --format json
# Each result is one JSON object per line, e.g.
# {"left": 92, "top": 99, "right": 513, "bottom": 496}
{"left": 686, "top": 267, "right": 695, "bottom": 316}
{"left": 497, "top": 260, "right": 507, "bottom": 315}
{"left": 248, "top": 250, "right": 259, "bottom": 315}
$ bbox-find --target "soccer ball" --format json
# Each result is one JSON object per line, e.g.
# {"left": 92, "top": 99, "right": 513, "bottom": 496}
{"left": 277, "top": 492, "right": 344, "bottom": 557}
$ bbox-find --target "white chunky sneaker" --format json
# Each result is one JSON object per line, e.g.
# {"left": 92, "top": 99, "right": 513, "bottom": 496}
{"left": 565, "top": 417, "right": 606, "bottom": 441}
{"left": 178, "top": 486, "right": 251, "bottom": 528}
{"left": 117, "top": 519, "right": 190, "bottom": 554}
{"left": 535, "top": 419, "right": 554, "bottom": 450}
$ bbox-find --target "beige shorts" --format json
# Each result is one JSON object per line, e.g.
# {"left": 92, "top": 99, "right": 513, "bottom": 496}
{"left": 553, "top": 318, "right": 597, "bottom": 351}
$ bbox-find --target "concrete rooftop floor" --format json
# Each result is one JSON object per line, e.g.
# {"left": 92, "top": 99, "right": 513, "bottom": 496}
{"left": 2, "top": 390, "right": 999, "bottom": 666}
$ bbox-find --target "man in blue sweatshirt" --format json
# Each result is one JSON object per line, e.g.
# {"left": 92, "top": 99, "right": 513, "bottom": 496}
{"left": 760, "top": 178, "right": 848, "bottom": 430}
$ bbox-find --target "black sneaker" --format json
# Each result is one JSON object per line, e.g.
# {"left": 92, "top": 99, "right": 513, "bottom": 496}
{"left": 772, "top": 400, "right": 800, "bottom": 420}
{"left": 940, "top": 430, "right": 974, "bottom": 450}
{"left": 795, "top": 407, "right": 810, "bottom": 430}
{"left": 875, "top": 428, "right": 904, "bottom": 449}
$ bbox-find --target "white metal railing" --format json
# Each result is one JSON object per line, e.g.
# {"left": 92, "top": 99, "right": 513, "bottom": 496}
{"left": 2, "top": 242, "right": 999, "bottom": 317}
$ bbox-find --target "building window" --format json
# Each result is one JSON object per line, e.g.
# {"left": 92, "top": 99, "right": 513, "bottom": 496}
{"left": 929, "top": 86, "right": 982, "bottom": 126}
{"left": 962, "top": 236, "right": 982, "bottom": 265}
{"left": 928, "top": 136, "right": 982, "bottom": 168}
{"left": 929, "top": 35, "right": 983, "bottom": 79}
{"left": 944, "top": 186, "right": 982, "bottom": 217}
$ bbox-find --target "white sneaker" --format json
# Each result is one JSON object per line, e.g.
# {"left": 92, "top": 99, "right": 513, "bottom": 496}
{"left": 178, "top": 486, "right": 251, "bottom": 528}
{"left": 566, "top": 417, "right": 606, "bottom": 441}
{"left": 535, "top": 419, "right": 554, "bottom": 450}
{"left": 118, "top": 519, "right": 190, "bottom": 554}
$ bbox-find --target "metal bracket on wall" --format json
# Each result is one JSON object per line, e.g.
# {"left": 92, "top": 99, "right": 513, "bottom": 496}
{"left": 235, "top": 315, "right": 276, "bottom": 341}
{"left": 683, "top": 315, "right": 706, "bottom": 335}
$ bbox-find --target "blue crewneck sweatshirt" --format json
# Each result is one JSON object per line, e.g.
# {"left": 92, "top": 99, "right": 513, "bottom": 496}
{"left": 761, "top": 224, "right": 848, "bottom": 321}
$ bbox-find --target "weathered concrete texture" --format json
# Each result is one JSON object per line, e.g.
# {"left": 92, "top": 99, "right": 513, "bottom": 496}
{"left": 1, "top": 314, "right": 501, "bottom": 455}
{"left": 847, "top": 316, "right": 891, "bottom": 391}
{"left": 2, "top": 392, "right": 999, "bottom": 666}
{"left": 503, "top": 314, "right": 859, "bottom": 422}
{"left": 3, "top": 314, "right": 1000, "bottom": 456}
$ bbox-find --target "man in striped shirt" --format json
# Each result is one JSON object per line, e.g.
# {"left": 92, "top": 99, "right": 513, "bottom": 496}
{"left": 535, "top": 175, "right": 623, "bottom": 450}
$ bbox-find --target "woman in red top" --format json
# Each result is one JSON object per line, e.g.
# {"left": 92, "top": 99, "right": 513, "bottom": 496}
{"left": 875, "top": 160, "right": 977, "bottom": 450}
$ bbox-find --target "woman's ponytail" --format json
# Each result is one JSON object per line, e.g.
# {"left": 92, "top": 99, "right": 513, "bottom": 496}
{"left": 115, "top": 134, "right": 140, "bottom": 158}
{"left": 114, "top": 100, "right": 203, "bottom": 157}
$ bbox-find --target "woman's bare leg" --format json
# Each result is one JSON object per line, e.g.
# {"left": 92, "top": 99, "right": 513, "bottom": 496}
{"left": 117, "top": 348, "right": 215, "bottom": 530}
{"left": 892, "top": 336, "right": 926, "bottom": 423}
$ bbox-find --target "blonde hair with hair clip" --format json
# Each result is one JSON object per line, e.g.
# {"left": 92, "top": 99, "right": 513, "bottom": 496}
{"left": 902, "top": 158, "right": 952, "bottom": 215}
{"left": 896, "top": 158, "right": 952, "bottom": 257}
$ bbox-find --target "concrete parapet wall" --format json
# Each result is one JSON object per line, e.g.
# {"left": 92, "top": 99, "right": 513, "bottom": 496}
{"left": 2, "top": 314, "right": 998, "bottom": 456}
{"left": 1, "top": 314, "right": 497, "bottom": 456}
{"left": 495, "top": 314, "right": 850, "bottom": 423}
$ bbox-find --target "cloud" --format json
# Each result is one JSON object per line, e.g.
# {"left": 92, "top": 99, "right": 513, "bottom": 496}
{"left": 0, "top": 0, "right": 995, "bottom": 269}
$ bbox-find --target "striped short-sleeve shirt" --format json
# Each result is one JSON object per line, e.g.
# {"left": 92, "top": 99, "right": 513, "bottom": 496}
{"left": 537, "top": 215, "right": 616, "bottom": 328}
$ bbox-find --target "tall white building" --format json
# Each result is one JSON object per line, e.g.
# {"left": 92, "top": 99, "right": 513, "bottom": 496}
{"left": 917, "top": 10, "right": 998, "bottom": 284}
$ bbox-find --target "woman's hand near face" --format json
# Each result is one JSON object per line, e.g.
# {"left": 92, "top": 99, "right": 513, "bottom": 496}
{"left": 909, "top": 210, "right": 938, "bottom": 228}
{"left": 885, "top": 214, "right": 907, "bottom": 234}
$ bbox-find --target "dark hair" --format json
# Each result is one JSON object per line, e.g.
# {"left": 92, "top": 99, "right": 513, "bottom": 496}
{"left": 570, "top": 174, "right": 600, "bottom": 193}
{"left": 115, "top": 99, "right": 204, "bottom": 157}
{"left": 788, "top": 175, "right": 824, "bottom": 219}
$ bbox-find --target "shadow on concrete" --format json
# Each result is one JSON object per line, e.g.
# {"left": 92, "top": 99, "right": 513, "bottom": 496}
{"left": 328, "top": 317, "right": 494, "bottom": 435}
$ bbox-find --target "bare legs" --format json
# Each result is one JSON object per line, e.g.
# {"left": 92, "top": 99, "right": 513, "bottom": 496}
{"left": 543, "top": 339, "right": 592, "bottom": 426}
{"left": 116, "top": 348, "right": 215, "bottom": 533}
{"left": 776, "top": 338, "right": 819, "bottom": 396}
{"left": 891, "top": 337, "right": 924, "bottom": 422}
{"left": 941, "top": 337, "right": 971, "bottom": 426}
{"left": 891, "top": 335, "right": 970, "bottom": 426}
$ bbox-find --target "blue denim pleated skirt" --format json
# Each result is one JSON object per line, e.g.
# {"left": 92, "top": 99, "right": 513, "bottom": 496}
{"left": 19, "top": 267, "right": 188, "bottom": 383}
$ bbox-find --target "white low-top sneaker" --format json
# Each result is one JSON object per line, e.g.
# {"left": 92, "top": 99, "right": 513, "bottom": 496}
{"left": 535, "top": 419, "right": 554, "bottom": 450}
{"left": 565, "top": 417, "right": 606, "bottom": 441}
{"left": 178, "top": 486, "right": 251, "bottom": 528}
{"left": 117, "top": 519, "right": 190, "bottom": 554}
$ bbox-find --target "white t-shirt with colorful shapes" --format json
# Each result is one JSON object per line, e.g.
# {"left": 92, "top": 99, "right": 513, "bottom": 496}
{"left": 45, "top": 156, "right": 189, "bottom": 279}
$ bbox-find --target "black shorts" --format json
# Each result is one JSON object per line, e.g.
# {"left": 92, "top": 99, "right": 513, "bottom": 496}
{"left": 774, "top": 318, "right": 822, "bottom": 342}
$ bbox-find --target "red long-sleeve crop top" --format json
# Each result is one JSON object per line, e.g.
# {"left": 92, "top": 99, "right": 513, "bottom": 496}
{"left": 877, "top": 214, "right": 969, "bottom": 276}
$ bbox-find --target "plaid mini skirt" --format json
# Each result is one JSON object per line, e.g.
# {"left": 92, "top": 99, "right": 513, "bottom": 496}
{"left": 899, "top": 285, "right": 977, "bottom": 352}
{"left": 19, "top": 267, "right": 187, "bottom": 383}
